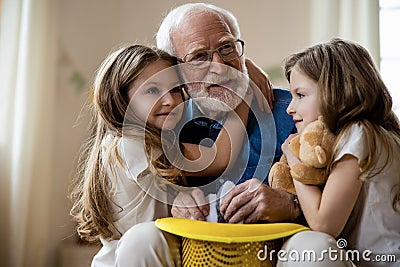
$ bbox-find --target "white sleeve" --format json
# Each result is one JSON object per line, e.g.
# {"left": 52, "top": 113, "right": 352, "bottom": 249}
{"left": 120, "top": 135, "right": 149, "bottom": 182}
{"left": 334, "top": 123, "right": 368, "bottom": 164}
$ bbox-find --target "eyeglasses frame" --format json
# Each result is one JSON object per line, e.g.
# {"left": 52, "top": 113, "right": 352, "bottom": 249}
{"left": 177, "top": 39, "right": 245, "bottom": 64}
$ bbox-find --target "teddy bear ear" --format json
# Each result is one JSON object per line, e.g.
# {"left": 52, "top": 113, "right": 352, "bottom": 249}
{"left": 315, "top": 145, "right": 327, "bottom": 165}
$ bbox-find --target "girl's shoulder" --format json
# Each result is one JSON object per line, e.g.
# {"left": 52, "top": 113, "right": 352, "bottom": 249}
{"left": 334, "top": 122, "right": 367, "bottom": 163}
{"left": 102, "top": 133, "right": 150, "bottom": 180}
{"left": 101, "top": 132, "right": 145, "bottom": 152}
{"left": 344, "top": 122, "right": 364, "bottom": 137}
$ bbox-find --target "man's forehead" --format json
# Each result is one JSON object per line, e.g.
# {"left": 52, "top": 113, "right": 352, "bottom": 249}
{"left": 187, "top": 35, "right": 236, "bottom": 52}
{"left": 172, "top": 11, "right": 234, "bottom": 53}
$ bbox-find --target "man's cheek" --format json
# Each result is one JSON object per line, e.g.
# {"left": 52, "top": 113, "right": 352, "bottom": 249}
{"left": 186, "top": 83, "right": 204, "bottom": 97}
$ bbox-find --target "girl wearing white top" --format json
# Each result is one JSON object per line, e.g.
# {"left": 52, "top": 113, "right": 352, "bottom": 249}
{"left": 279, "top": 38, "right": 400, "bottom": 266}
{"left": 69, "top": 44, "right": 251, "bottom": 266}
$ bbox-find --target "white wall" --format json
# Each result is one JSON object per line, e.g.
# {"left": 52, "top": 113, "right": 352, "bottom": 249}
{"left": 52, "top": 1, "right": 313, "bottom": 266}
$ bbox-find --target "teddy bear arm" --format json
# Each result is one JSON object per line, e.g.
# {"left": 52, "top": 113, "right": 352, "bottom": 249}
{"left": 289, "top": 135, "right": 301, "bottom": 158}
{"left": 290, "top": 163, "right": 328, "bottom": 185}
{"left": 268, "top": 161, "right": 296, "bottom": 195}
{"left": 315, "top": 145, "right": 327, "bottom": 166}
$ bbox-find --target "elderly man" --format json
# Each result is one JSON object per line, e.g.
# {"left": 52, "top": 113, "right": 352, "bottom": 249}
{"left": 156, "top": 3, "right": 300, "bottom": 224}
{"left": 109, "top": 4, "right": 354, "bottom": 267}
{"left": 100, "top": 3, "right": 299, "bottom": 267}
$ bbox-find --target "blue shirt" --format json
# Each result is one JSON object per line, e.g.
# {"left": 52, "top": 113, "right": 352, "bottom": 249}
{"left": 178, "top": 88, "right": 295, "bottom": 189}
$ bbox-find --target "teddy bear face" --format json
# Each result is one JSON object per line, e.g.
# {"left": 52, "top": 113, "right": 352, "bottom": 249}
{"left": 268, "top": 116, "right": 336, "bottom": 193}
{"left": 298, "top": 118, "right": 335, "bottom": 168}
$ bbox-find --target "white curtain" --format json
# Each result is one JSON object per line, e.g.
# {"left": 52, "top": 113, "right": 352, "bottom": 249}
{"left": 310, "top": 0, "right": 380, "bottom": 65}
{"left": 0, "top": 0, "right": 58, "bottom": 266}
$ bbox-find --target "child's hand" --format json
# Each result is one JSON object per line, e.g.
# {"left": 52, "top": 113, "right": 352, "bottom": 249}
{"left": 281, "top": 134, "right": 302, "bottom": 168}
{"left": 171, "top": 188, "right": 209, "bottom": 221}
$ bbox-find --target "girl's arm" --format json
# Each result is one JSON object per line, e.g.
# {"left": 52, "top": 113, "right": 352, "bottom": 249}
{"left": 182, "top": 90, "right": 252, "bottom": 176}
{"left": 282, "top": 136, "right": 362, "bottom": 238}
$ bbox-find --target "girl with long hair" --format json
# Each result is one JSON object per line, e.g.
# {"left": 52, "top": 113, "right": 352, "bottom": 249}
{"left": 279, "top": 38, "right": 400, "bottom": 266}
{"left": 70, "top": 44, "right": 250, "bottom": 266}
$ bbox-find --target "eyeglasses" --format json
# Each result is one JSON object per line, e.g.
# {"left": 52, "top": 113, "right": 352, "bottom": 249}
{"left": 178, "top": 39, "right": 244, "bottom": 66}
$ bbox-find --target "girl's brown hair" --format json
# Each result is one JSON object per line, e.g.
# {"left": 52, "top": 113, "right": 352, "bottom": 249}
{"left": 284, "top": 38, "right": 400, "bottom": 212}
{"left": 70, "top": 44, "right": 184, "bottom": 244}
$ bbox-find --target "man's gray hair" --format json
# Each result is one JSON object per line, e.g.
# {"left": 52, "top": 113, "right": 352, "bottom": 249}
{"left": 156, "top": 3, "right": 241, "bottom": 55}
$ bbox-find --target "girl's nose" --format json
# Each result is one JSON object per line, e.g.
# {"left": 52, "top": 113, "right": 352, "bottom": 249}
{"left": 161, "top": 92, "right": 176, "bottom": 106}
{"left": 286, "top": 101, "right": 295, "bottom": 115}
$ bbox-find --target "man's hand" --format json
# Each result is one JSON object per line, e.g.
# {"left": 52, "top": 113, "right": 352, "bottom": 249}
{"left": 245, "top": 58, "right": 274, "bottom": 111}
{"left": 171, "top": 188, "right": 210, "bottom": 221}
{"left": 219, "top": 178, "right": 300, "bottom": 223}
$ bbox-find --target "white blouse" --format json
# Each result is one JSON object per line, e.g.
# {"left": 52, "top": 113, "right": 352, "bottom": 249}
{"left": 92, "top": 134, "right": 173, "bottom": 267}
{"left": 337, "top": 123, "right": 400, "bottom": 266}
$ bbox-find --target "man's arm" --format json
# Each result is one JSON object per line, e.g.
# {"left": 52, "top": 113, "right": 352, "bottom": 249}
{"left": 245, "top": 58, "right": 274, "bottom": 111}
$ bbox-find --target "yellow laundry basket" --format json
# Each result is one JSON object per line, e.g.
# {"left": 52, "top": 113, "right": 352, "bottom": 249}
{"left": 155, "top": 218, "right": 309, "bottom": 267}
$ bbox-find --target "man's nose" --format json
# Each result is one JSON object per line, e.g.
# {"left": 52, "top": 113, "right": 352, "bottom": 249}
{"left": 209, "top": 52, "right": 227, "bottom": 74}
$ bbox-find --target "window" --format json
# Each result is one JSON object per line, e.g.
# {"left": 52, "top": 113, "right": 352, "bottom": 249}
{"left": 380, "top": 0, "right": 400, "bottom": 116}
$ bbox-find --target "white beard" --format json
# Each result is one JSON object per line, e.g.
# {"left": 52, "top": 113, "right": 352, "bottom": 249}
{"left": 186, "top": 60, "right": 249, "bottom": 117}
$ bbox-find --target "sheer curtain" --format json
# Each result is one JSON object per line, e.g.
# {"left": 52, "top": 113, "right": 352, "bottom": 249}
{"left": 310, "top": 0, "right": 380, "bottom": 64}
{"left": 0, "top": 0, "right": 58, "bottom": 266}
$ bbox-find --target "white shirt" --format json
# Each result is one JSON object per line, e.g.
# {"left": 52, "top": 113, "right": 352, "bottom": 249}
{"left": 92, "top": 133, "right": 173, "bottom": 266}
{"left": 337, "top": 124, "right": 400, "bottom": 266}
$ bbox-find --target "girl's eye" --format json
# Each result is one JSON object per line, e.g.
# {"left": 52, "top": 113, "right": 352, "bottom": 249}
{"left": 147, "top": 87, "right": 159, "bottom": 94}
{"left": 297, "top": 92, "right": 305, "bottom": 99}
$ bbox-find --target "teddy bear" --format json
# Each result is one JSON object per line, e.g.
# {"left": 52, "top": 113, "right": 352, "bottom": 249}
{"left": 268, "top": 116, "right": 335, "bottom": 195}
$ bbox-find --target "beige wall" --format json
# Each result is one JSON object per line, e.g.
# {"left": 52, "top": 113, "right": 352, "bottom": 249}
{"left": 59, "top": 0, "right": 312, "bottom": 87}
{"left": 53, "top": 0, "right": 312, "bottom": 266}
